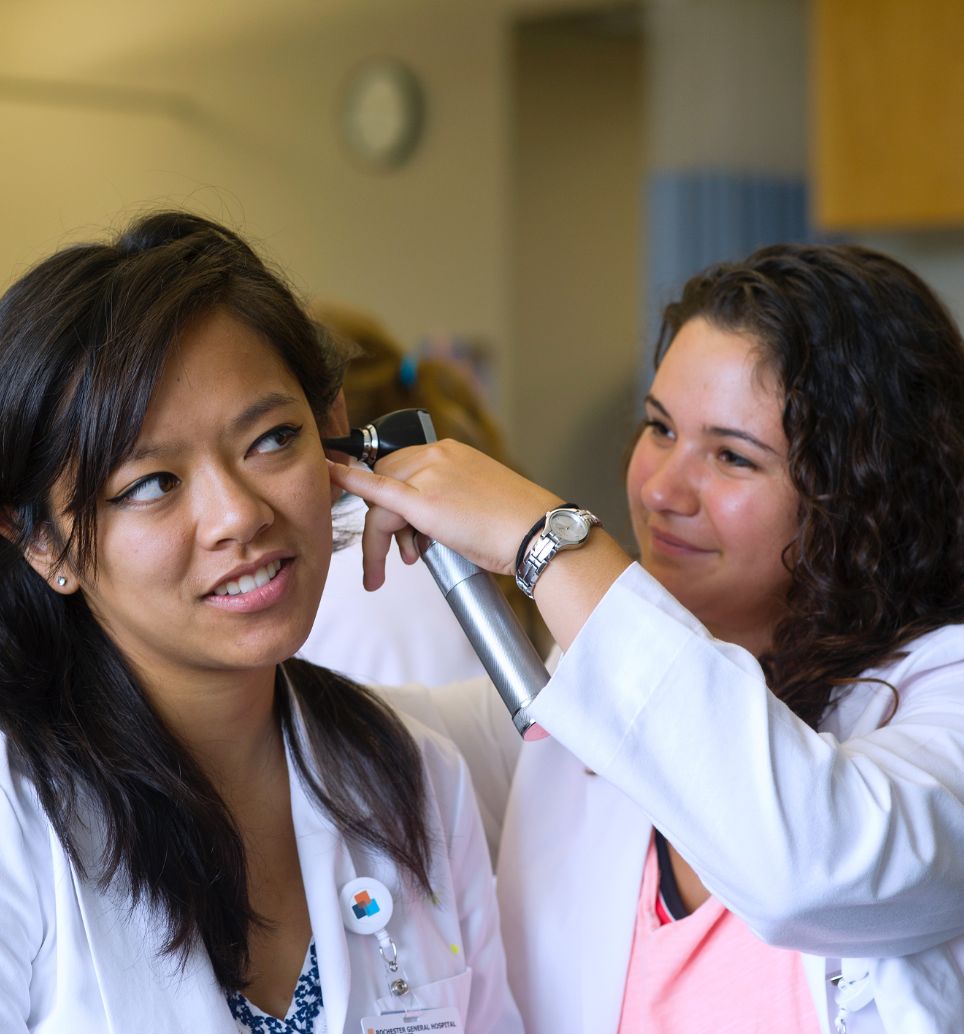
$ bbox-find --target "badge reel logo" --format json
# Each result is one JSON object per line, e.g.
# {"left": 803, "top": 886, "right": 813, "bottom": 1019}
{"left": 340, "top": 876, "right": 394, "bottom": 935}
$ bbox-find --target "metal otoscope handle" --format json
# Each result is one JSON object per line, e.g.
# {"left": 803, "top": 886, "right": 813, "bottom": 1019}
{"left": 325, "top": 408, "right": 549, "bottom": 740}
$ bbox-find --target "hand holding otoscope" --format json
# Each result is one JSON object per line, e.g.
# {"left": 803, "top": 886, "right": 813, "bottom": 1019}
{"left": 325, "top": 408, "right": 549, "bottom": 740}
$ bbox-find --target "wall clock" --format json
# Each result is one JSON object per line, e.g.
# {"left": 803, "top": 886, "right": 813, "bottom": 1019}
{"left": 339, "top": 58, "right": 425, "bottom": 171}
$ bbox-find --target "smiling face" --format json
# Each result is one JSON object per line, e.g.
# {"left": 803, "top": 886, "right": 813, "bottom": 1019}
{"left": 626, "top": 317, "right": 800, "bottom": 654}
{"left": 54, "top": 308, "right": 333, "bottom": 697}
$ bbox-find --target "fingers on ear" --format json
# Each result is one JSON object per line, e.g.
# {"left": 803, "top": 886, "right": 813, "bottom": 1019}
{"left": 323, "top": 391, "right": 353, "bottom": 503}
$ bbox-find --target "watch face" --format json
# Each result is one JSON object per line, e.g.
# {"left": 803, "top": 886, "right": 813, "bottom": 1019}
{"left": 547, "top": 509, "right": 588, "bottom": 544}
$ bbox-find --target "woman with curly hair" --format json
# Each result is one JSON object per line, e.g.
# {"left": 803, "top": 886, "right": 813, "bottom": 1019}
{"left": 331, "top": 244, "right": 964, "bottom": 1033}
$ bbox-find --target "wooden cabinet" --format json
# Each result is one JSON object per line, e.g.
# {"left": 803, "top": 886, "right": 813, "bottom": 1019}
{"left": 812, "top": 0, "right": 964, "bottom": 229}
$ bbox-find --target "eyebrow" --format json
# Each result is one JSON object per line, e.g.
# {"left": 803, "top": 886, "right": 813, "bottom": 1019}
{"left": 644, "top": 394, "right": 779, "bottom": 455}
{"left": 125, "top": 391, "right": 301, "bottom": 464}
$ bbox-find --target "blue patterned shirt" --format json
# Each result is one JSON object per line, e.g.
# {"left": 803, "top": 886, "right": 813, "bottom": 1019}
{"left": 227, "top": 940, "right": 324, "bottom": 1033}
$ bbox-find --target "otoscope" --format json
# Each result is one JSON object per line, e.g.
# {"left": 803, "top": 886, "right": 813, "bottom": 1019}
{"left": 325, "top": 408, "right": 549, "bottom": 740}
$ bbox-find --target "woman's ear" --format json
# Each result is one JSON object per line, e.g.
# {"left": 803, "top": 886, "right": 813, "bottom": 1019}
{"left": 323, "top": 389, "right": 352, "bottom": 504}
{"left": 0, "top": 513, "right": 78, "bottom": 595}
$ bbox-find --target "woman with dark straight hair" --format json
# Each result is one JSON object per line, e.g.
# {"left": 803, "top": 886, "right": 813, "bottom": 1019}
{"left": 333, "top": 243, "right": 964, "bottom": 1033}
{"left": 0, "top": 211, "right": 521, "bottom": 1033}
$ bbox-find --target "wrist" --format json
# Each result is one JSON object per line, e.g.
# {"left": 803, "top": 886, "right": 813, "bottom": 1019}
{"left": 514, "top": 501, "right": 580, "bottom": 575}
{"left": 515, "top": 504, "right": 603, "bottom": 599}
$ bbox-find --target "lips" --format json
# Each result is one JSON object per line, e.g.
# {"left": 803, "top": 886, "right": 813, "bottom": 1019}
{"left": 210, "top": 559, "right": 284, "bottom": 597}
{"left": 648, "top": 526, "right": 715, "bottom": 554}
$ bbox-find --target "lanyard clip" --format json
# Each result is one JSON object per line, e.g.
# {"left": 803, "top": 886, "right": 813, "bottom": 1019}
{"left": 339, "top": 876, "right": 412, "bottom": 999}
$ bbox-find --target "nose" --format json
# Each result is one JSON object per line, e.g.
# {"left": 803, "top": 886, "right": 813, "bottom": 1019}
{"left": 195, "top": 468, "right": 274, "bottom": 549}
{"left": 638, "top": 444, "right": 700, "bottom": 517}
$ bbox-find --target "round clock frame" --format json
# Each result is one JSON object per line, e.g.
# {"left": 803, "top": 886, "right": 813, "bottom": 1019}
{"left": 338, "top": 57, "right": 425, "bottom": 171}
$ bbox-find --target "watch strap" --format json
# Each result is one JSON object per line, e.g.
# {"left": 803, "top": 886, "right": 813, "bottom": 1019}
{"left": 514, "top": 501, "right": 579, "bottom": 575}
{"left": 515, "top": 505, "right": 601, "bottom": 599}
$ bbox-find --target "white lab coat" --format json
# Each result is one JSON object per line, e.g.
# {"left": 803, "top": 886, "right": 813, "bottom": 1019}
{"left": 492, "top": 562, "right": 964, "bottom": 1034}
{"left": 0, "top": 693, "right": 522, "bottom": 1033}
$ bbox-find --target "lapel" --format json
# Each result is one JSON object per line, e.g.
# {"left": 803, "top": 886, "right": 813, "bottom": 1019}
{"left": 500, "top": 737, "right": 650, "bottom": 1034}
{"left": 802, "top": 952, "right": 833, "bottom": 1034}
{"left": 68, "top": 811, "right": 237, "bottom": 1033}
{"left": 287, "top": 743, "right": 356, "bottom": 1034}
{"left": 576, "top": 761, "right": 652, "bottom": 1032}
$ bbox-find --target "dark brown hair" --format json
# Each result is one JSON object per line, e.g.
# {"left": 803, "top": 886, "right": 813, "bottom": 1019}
{"left": 0, "top": 211, "right": 433, "bottom": 989}
{"left": 656, "top": 243, "right": 964, "bottom": 727}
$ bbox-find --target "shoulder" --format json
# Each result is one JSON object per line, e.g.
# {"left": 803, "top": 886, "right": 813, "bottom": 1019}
{"left": 0, "top": 732, "right": 47, "bottom": 842}
{"left": 390, "top": 706, "right": 477, "bottom": 822}
{"left": 873, "top": 623, "right": 964, "bottom": 694}
{"left": 394, "top": 705, "right": 468, "bottom": 781}
{"left": 377, "top": 680, "right": 521, "bottom": 861}
{"left": 828, "top": 624, "right": 964, "bottom": 736}
{"left": 378, "top": 679, "right": 520, "bottom": 771}
{"left": 0, "top": 733, "right": 53, "bottom": 979}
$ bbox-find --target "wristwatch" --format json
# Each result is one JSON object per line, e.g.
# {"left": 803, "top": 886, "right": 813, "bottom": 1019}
{"left": 515, "top": 506, "right": 602, "bottom": 599}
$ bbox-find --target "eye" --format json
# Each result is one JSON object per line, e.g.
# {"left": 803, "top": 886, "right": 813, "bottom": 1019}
{"left": 249, "top": 423, "right": 302, "bottom": 456}
{"left": 110, "top": 471, "right": 180, "bottom": 505}
{"left": 718, "top": 448, "right": 758, "bottom": 470}
{"left": 643, "top": 418, "right": 673, "bottom": 440}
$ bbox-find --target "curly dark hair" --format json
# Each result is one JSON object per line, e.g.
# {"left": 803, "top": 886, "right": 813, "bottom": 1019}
{"left": 655, "top": 243, "right": 964, "bottom": 728}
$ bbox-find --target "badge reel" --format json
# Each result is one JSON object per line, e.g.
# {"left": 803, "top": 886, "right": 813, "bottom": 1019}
{"left": 339, "top": 877, "right": 465, "bottom": 1034}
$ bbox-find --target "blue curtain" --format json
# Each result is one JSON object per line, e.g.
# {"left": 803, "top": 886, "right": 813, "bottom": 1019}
{"left": 642, "top": 170, "right": 812, "bottom": 395}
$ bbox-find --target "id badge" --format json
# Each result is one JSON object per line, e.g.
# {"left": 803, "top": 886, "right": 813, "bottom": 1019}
{"left": 360, "top": 1006, "right": 464, "bottom": 1034}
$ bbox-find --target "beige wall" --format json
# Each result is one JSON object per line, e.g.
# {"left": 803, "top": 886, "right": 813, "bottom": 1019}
{"left": 643, "top": 0, "right": 808, "bottom": 173}
{"left": 1, "top": 1, "right": 505, "bottom": 339}
{"left": 510, "top": 12, "right": 643, "bottom": 544}
{"left": 0, "top": 0, "right": 620, "bottom": 435}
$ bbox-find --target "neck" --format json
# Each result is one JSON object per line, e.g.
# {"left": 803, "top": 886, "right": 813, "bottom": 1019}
{"left": 141, "top": 664, "right": 284, "bottom": 793}
{"left": 704, "top": 618, "right": 775, "bottom": 658}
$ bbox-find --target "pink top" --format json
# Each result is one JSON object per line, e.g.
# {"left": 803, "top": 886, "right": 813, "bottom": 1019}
{"left": 617, "top": 836, "right": 821, "bottom": 1033}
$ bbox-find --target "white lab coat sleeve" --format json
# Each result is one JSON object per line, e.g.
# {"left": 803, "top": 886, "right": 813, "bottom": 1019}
{"left": 0, "top": 780, "right": 43, "bottom": 1033}
{"left": 415, "top": 728, "right": 523, "bottom": 1033}
{"left": 528, "top": 562, "right": 964, "bottom": 959}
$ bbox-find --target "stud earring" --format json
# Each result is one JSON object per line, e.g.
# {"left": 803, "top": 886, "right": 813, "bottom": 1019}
{"left": 56, "top": 575, "right": 67, "bottom": 587}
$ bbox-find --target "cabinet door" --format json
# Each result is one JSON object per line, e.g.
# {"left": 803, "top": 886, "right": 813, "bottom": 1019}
{"left": 813, "top": 0, "right": 964, "bottom": 229}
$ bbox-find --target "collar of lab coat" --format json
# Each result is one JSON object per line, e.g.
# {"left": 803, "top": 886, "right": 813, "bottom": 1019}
{"left": 286, "top": 710, "right": 358, "bottom": 1033}
{"left": 65, "top": 697, "right": 358, "bottom": 1033}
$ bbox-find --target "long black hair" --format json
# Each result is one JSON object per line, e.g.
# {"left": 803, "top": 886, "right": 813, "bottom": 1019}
{"left": 655, "top": 243, "right": 964, "bottom": 728}
{"left": 0, "top": 211, "right": 433, "bottom": 989}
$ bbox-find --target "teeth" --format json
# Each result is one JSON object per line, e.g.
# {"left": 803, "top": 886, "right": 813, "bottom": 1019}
{"left": 212, "top": 560, "right": 282, "bottom": 598}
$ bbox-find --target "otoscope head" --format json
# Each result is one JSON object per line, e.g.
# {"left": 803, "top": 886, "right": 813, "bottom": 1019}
{"left": 323, "top": 408, "right": 437, "bottom": 465}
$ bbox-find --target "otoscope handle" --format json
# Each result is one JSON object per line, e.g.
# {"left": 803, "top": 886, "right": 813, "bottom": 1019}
{"left": 324, "top": 407, "right": 550, "bottom": 740}
{"left": 416, "top": 537, "right": 549, "bottom": 741}
{"left": 325, "top": 407, "right": 551, "bottom": 740}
